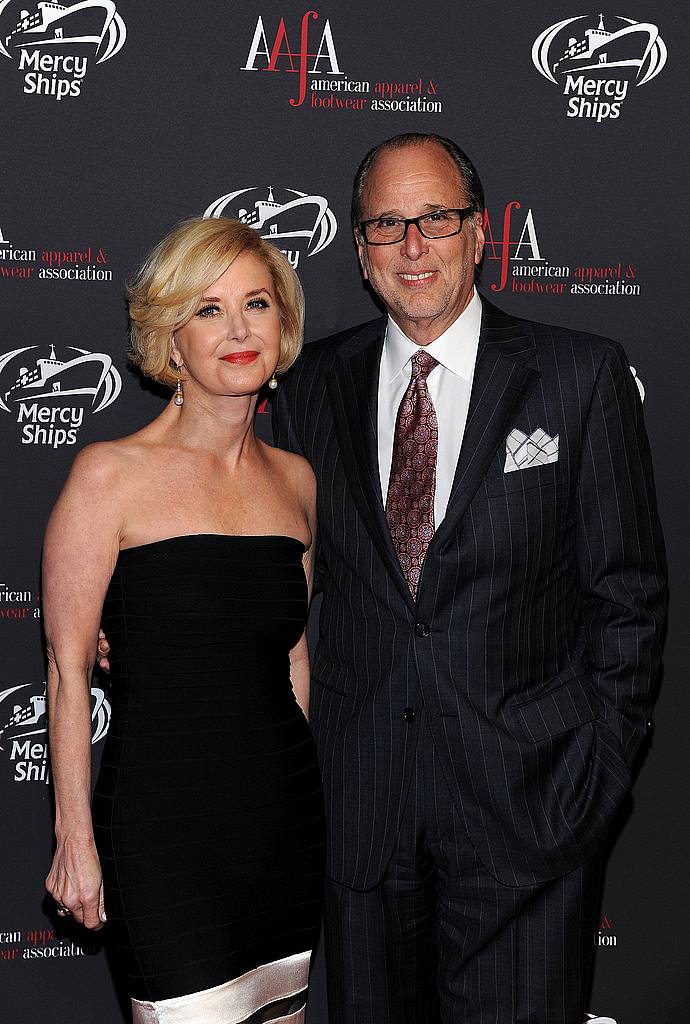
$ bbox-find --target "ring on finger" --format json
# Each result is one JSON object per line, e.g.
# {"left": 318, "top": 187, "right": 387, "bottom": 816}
{"left": 56, "top": 904, "right": 71, "bottom": 916}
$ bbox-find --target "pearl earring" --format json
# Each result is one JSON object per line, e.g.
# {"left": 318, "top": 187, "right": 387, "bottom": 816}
{"left": 268, "top": 373, "right": 278, "bottom": 390}
{"left": 173, "top": 361, "right": 184, "bottom": 406}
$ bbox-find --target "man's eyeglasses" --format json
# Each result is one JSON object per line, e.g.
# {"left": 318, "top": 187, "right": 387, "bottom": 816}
{"left": 358, "top": 207, "right": 475, "bottom": 246}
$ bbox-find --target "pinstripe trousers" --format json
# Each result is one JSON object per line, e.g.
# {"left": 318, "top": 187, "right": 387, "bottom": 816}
{"left": 323, "top": 713, "right": 604, "bottom": 1024}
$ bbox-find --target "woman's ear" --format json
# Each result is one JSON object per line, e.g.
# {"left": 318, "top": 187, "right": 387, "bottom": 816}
{"left": 170, "top": 332, "right": 183, "bottom": 370}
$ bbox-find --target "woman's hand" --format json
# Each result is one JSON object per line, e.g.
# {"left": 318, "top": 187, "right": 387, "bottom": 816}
{"left": 97, "top": 629, "right": 110, "bottom": 672}
{"left": 45, "top": 837, "right": 106, "bottom": 930}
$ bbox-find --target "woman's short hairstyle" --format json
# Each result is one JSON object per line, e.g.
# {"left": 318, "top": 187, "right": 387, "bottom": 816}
{"left": 128, "top": 217, "right": 304, "bottom": 388}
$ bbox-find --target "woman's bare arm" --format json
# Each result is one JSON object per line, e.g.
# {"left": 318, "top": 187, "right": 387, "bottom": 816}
{"left": 43, "top": 444, "right": 123, "bottom": 929}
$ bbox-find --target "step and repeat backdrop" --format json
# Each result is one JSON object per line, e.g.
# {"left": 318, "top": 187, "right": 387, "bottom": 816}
{"left": 1, "top": 2, "right": 688, "bottom": 1021}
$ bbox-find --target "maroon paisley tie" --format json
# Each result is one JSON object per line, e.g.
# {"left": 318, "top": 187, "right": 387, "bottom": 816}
{"left": 385, "top": 349, "right": 439, "bottom": 598}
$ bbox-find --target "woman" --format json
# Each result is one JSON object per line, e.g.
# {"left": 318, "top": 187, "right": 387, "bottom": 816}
{"left": 43, "top": 218, "right": 326, "bottom": 1023}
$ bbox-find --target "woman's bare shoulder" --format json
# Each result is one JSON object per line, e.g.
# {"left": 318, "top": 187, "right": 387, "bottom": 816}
{"left": 263, "top": 443, "right": 315, "bottom": 492}
{"left": 68, "top": 430, "right": 156, "bottom": 488}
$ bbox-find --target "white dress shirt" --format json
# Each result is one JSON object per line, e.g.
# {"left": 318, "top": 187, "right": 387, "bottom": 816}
{"left": 377, "top": 289, "right": 482, "bottom": 527}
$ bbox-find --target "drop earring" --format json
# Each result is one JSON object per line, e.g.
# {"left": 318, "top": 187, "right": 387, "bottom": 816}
{"left": 173, "top": 362, "right": 184, "bottom": 406}
{"left": 268, "top": 373, "right": 278, "bottom": 390}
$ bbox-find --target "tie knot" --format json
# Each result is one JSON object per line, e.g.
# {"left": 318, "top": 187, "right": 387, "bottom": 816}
{"left": 411, "top": 349, "right": 438, "bottom": 382}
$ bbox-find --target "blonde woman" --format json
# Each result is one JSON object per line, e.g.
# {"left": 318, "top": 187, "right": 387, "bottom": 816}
{"left": 43, "top": 219, "right": 325, "bottom": 1023}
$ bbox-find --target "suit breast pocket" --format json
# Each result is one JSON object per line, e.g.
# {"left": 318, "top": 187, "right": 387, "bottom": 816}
{"left": 485, "top": 459, "right": 561, "bottom": 497}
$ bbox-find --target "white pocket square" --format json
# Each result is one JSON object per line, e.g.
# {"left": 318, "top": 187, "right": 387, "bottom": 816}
{"left": 504, "top": 427, "right": 559, "bottom": 473}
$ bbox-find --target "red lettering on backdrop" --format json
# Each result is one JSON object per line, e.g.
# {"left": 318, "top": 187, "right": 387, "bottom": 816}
{"left": 264, "top": 11, "right": 319, "bottom": 108}
{"left": 265, "top": 19, "right": 298, "bottom": 73}
{"left": 483, "top": 201, "right": 521, "bottom": 294}
{"left": 292, "top": 11, "right": 318, "bottom": 108}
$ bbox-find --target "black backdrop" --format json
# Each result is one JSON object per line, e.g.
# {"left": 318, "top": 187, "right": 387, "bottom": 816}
{"left": 1, "top": 2, "right": 688, "bottom": 1021}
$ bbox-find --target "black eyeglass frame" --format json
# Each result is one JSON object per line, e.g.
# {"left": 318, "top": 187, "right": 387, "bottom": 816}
{"left": 357, "top": 207, "right": 476, "bottom": 246}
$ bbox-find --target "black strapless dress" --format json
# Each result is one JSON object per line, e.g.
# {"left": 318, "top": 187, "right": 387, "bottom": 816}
{"left": 92, "top": 535, "right": 326, "bottom": 1010}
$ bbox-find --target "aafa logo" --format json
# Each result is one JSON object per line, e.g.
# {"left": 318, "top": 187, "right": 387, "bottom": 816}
{"left": 483, "top": 200, "right": 548, "bottom": 295}
{"left": 241, "top": 11, "right": 343, "bottom": 107}
{"left": 532, "top": 13, "right": 666, "bottom": 121}
{"left": 0, "top": 342, "right": 121, "bottom": 447}
{"left": 0, "top": 680, "right": 110, "bottom": 784}
{"left": 1, "top": 218, "right": 114, "bottom": 281}
{"left": 0, "top": 579, "right": 40, "bottom": 623}
{"left": 0, "top": 0, "right": 127, "bottom": 98}
{"left": 204, "top": 185, "right": 337, "bottom": 269}
{"left": 482, "top": 198, "right": 643, "bottom": 300}
{"left": 585, "top": 1015, "right": 617, "bottom": 1024}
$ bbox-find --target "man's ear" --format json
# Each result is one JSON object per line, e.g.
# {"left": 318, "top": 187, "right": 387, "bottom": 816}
{"left": 355, "top": 233, "right": 369, "bottom": 281}
{"left": 473, "top": 214, "right": 485, "bottom": 266}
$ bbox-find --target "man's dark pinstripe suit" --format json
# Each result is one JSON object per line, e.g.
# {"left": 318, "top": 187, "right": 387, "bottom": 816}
{"left": 273, "top": 298, "right": 666, "bottom": 1022}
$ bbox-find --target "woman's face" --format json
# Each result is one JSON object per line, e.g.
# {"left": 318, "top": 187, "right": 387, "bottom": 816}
{"left": 171, "top": 251, "right": 282, "bottom": 401}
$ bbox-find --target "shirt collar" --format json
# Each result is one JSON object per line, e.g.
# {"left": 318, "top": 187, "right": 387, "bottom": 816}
{"left": 382, "top": 288, "right": 482, "bottom": 384}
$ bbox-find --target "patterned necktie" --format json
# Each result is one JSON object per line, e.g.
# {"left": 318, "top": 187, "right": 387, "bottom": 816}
{"left": 385, "top": 349, "right": 439, "bottom": 598}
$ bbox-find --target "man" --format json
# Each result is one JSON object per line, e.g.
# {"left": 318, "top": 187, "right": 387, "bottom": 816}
{"left": 272, "top": 133, "right": 666, "bottom": 1023}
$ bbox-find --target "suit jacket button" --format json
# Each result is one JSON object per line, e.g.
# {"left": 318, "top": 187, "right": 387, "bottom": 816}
{"left": 403, "top": 707, "right": 416, "bottom": 723}
{"left": 415, "top": 622, "right": 430, "bottom": 638}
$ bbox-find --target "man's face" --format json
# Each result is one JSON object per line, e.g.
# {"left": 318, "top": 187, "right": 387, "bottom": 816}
{"left": 356, "top": 142, "right": 484, "bottom": 345}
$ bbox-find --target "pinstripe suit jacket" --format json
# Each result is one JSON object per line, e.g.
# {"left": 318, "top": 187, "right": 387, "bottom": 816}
{"left": 273, "top": 298, "right": 666, "bottom": 889}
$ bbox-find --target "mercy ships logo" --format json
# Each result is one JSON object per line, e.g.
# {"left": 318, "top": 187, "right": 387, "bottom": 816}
{"left": 0, "top": 0, "right": 127, "bottom": 98}
{"left": 0, "top": 680, "right": 110, "bottom": 784}
{"left": 204, "top": 185, "right": 338, "bottom": 269}
{"left": 0, "top": 342, "right": 121, "bottom": 447}
{"left": 532, "top": 13, "right": 667, "bottom": 121}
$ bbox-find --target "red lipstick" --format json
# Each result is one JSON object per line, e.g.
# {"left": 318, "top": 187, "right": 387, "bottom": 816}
{"left": 221, "top": 351, "right": 259, "bottom": 365}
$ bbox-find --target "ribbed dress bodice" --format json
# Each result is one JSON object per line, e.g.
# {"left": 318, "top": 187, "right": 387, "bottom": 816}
{"left": 92, "top": 535, "right": 326, "bottom": 1001}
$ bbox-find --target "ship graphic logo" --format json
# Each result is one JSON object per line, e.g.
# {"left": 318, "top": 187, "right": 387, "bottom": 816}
{"left": 0, "top": 0, "right": 126, "bottom": 63}
{"left": 204, "top": 186, "right": 338, "bottom": 266}
{"left": 532, "top": 13, "right": 666, "bottom": 86}
{"left": 0, "top": 343, "right": 121, "bottom": 414}
{"left": 629, "top": 366, "right": 645, "bottom": 403}
{"left": 0, "top": 680, "right": 110, "bottom": 752}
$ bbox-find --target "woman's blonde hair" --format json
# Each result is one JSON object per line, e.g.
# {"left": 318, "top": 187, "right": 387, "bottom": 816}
{"left": 128, "top": 217, "right": 304, "bottom": 388}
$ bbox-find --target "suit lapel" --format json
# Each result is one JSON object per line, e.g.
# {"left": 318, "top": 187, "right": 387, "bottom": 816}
{"left": 326, "top": 320, "right": 415, "bottom": 609}
{"left": 431, "top": 302, "right": 541, "bottom": 551}
{"left": 324, "top": 303, "right": 539, "bottom": 598}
